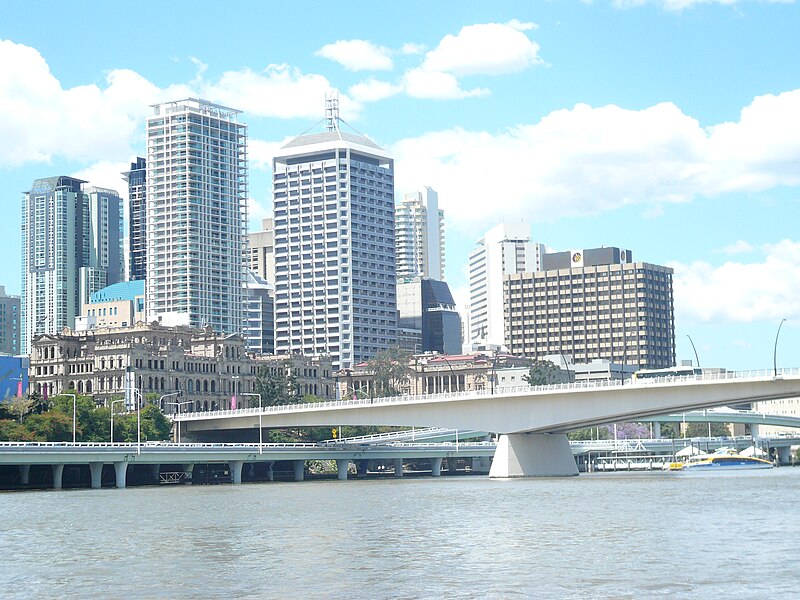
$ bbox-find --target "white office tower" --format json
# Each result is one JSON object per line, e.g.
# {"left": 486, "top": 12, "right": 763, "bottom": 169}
{"left": 395, "top": 187, "right": 444, "bottom": 281}
{"left": 21, "top": 177, "right": 123, "bottom": 353}
{"left": 272, "top": 98, "right": 397, "bottom": 369}
{"left": 468, "top": 222, "right": 544, "bottom": 349}
{"left": 145, "top": 99, "right": 248, "bottom": 334}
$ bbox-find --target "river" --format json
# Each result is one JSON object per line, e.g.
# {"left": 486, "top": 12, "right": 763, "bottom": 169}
{"left": 2, "top": 469, "right": 799, "bottom": 599}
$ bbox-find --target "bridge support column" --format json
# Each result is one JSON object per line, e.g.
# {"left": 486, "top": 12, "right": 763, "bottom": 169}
{"left": 89, "top": 462, "right": 104, "bottom": 489}
{"left": 51, "top": 464, "right": 64, "bottom": 489}
{"left": 229, "top": 460, "right": 244, "bottom": 484}
{"left": 293, "top": 460, "right": 305, "bottom": 481}
{"left": 266, "top": 461, "right": 274, "bottom": 481}
{"left": 472, "top": 457, "right": 491, "bottom": 474}
{"left": 113, "top": 461, "right": 128, "bottom": 489}
{"left": 653, "top": 422, "right": 661, "bottom": 439}
{"left": 431, "top": 457, "right": 443, "bottom": 477}
{"left": 489, "top": 433, "right": 578, "bottom": 478}
{"left": 336, "top": 460, "right": 349, "bottom": 480}
{"left": 750, "top": 424, "right": 760, "bottom": 438}
{"left": 182, "top": 464, "right": 194, "bottom": 483}
{"left": 150, "top": 464, "right": 161, "bottom": 483}
{"left": 18, "top": 465, "right": 30, "bottom": 485}
{"left": 778, "top": 446, "right": 791, "bottom": 465}
{"left": 393, "top": 458, "right": 403, "bottom": 477}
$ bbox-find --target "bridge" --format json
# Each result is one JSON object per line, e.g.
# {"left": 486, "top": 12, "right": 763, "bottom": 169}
{"left": 0, "top": 440, "right": 496, "bottom": 489}
{"left": 175, "top": 369, "right": 800, "bottom": 477}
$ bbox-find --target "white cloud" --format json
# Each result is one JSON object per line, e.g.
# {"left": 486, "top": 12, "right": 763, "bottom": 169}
{"left": 392, "top": 90, "right": 800, "bottom": 227}
{"left": 349, "top": 78, "right": 404, "bottom": 103}
{"left": 421, "top": 22, "right": 542, "bottom": 77}
{"left": 614, "top": 0, "right": 794, "bottom": 11}
{"left": 505, "top": 19, "right": 539, "bottom": 31}
{"left": 249, "top": 138, "right": 291, "bottom": 172}
{"left": 72, "top": 160, "right": 132, "bottom": 200}
{"left": 716, "top": 240, "right": 755, "bottom": 254}
{"left": 400, "top": 42, "right": 426, "bottom": 55}
{"left": 671, "top": 239, "right": 800, "bottom": 323}
{"left": 316, "top": 39, "right": 393, "bottom": 71}
{"left": 200, "top": 64, "right": 361, "bottom": 120}
{"left": 0, "top": 40, "right": 360, "bottom": 167}
{"left": 403, "top": 69, "right": 489, "bottom": 100}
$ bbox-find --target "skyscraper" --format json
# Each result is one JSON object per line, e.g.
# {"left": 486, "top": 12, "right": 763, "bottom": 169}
{"left": 123, "top": 157, "right": 147, "bottom": 281}
{"left": 468, "top": 222, "right": 544, "bottom": 349}
{"left": 504, "top": 247, "right": 675, "bottom": 369}
{"left": 395, "top": 187, "right": 444, "bottom": 281}
{"left": 272, "top": 100, "right": 397, "bottom": 369}
{"left": 248, "top": 217, "right": 275, "bottom": 285}
{"left": 21, "top": 176, "right": 123, "bottom": 353}
{"left": 145, "top": 99, "right": 248, "bottom": 334}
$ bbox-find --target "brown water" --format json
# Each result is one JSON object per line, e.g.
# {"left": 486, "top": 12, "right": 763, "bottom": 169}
{"left": 2, "top": 469, "right": 799, "bottom": 599}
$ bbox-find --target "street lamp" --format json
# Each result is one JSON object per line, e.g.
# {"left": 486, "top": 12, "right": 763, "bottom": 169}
{"left": 774, "top": 318, "right": 787, "bottom": 377}
{"left": 164, "top": 399, "right": 193, "bottom": 443}
{"left": 686, "top": 334, "right": 701, "bottom": 369}
{"left": 159, "top": 391, "right": 182, "bottom": 413}
{"left": 131, "top": 388, "right": 143, "bottom": 455}
{"left": 240, "top": 392, "right": 263, "bottom": 454}
{"left": 110, "top": 399, "right": 124, "bottom": 443}
{"left": 57, "top": 393, "right": 77, "bottom": 444}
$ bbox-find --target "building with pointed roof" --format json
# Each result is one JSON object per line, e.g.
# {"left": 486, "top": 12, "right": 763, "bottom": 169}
{"left": 271, "top": 98, "right": 397, "bottom": 369}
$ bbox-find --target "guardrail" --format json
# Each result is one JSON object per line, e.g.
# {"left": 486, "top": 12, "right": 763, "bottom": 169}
{"left": 174, "top": 368, "right": 800, "bottom": 421}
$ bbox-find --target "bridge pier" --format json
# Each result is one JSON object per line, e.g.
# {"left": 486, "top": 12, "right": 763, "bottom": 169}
{"left": 777, "top": 446, "right": 792, "bottom": 465}
{"left": 653, "top": 422, "right": 661, "bottom": 439}
{"left": 229, "top": 460, "right": 244, "bottom": 484}
{"left": 293, "top": 460, "right": 305, "bottom": 481}
{"left": 114, "top": 461, "right": 128, "bottom": 488}
{"left": 89, "top": 462, "right": 104, "bottom": 489}
{"left": 18, "top": 465, "right": 30, "bottom": 485}
{"left": 51, "top": 464, "right": 64, "bottom": 489}
{"left": 336, "top": 460, "right": 349, "bottom": 480}
{"left": 489, "top": 433, "right": 579, "bottom": 478}
{"left": 393, "top": 458, "right": 403, "bottom": 477}
{"left": 266, "top": 461, "right": 274, "bottom": 481}
{"left": 431, "top": 457, "right": 443, "bottom": 477}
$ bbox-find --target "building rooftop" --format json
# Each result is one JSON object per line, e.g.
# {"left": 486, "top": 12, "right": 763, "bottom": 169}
{"left": 88, "top": 280, "right": 145, "bottom": 303}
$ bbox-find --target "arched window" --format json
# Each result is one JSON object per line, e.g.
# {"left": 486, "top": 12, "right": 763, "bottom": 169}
{"left": 78, "top": 381, "right": 84, "bottom": 393}
{"left": 196, "top": 379, "right": 201, "bottom": 393}
{"left": 203, "top": 401, "right": 208, "bottom": 411}
{"left": 188, "top": 380, "right": 194, "bottom": 393}
{"left": 210, "top": 381, "right": 216, "bottom": 393}
{"left": 203, "top": 380, "right": 208, "bottom": 392}
{"left": 160, "top": 377, "right": 165, "bottom": 390}
{"left": 86, "top": 380, "right": 92, "bottom": 393}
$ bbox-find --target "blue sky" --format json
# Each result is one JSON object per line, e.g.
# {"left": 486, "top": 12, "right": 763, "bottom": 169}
{"left": 2, "top": 0, "right": 799, "bottom": 370}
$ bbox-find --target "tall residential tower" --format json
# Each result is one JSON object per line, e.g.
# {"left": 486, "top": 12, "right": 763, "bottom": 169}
{"left": 123, "top": 157, "right": 147, "bottom": 281}
{"left": 145, "top": 99, "right": 248, "bottom": 334}
{"left": 272, "top": 100, "right": 397, "bottom": 369}
{"left": 21, "top": 176, "right": 123, "bottom": 352}
{"left": 395, "top": 187, "right": 444, "bottom": 281}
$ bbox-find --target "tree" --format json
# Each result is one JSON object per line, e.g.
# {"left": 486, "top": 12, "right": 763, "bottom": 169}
{"left": 366, "top": 348, "right": 412, "bottom": 397}
{"left": 4, "top": 396, "right": 33, "bottom": 423}
{"left": 685, "top": 422, "right": 729, "bottom": 438}
{"left": 0, "top": 419, "right": 35, "bottom": 441}
{"left": 24, "top": 412, "right": 74, "bottom": 441}
{"left": 523, "top": 360, "right": 564, "bottom": 386}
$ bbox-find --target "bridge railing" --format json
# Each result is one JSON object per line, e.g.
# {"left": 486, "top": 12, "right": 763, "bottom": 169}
{"left": 173, "top": 367, "right": 800, "bottom": 421}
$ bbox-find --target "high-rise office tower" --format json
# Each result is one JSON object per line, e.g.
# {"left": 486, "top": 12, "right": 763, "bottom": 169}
{"left": 0, "top": 286, "right": 20, "bottom": 355}
{"left": 395, "top": 187, "right": 444, "bottom": 281}
{"left": 397, "top": 277, "right": 461, "bottom": 355}
{"left": 21, "top": 176, "right": 123, "bottom": 353}
{"left": 272, "top": 99, "right": 397, "bottom": 369}
{"left": 123, "top": 157, "right": 147, "bottom": 281}
{"left": 468, "top": 222, "right": 544, "bottom": 349}
{"left": 504, "top": 247, "right": 676, "bottom": 369}
{"left": 244, "top": 270, "right": 275, "bottom": 355}
{"left": 145, "top": 99, "right": 248, "bottom": 334}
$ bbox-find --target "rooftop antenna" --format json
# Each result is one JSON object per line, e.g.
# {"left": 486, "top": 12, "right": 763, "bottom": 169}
{"left": 325, "top": 93, "right": 340, "bottom": 132}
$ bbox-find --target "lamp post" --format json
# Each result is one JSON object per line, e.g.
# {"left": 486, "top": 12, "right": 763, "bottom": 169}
{"left": 110, "top": 399, "right": 124, "bottom": 443}
{"left": 686, "top": 334, "right": 701, "bottom": 369}
{"left": 57, "top": 393, "right": 77, "bottom": 444}
{"left": 131, "top": 388, "right": 143, "bottom": 455}
{"left": 164, "top": 399, "right": 193, "bottom": 443}
{"left": 240, "top": 392, "right": 263, "bottom": 453}
{"left": 774, "top": 318, "right": 787, "bottom": 377}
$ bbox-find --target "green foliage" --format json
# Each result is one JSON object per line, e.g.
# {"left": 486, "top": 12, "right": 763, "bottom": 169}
{"left": 523, "top": 360, "right": 564, "bottom": 386}
{"left": 2, "top": 396, "right": 33, "bottom": 423}
{"left": 658, "top": 422, "right": 678, "bottom": 438}
{"left": 568, "top": 427, "right": 612, "bottom": 441}
{"left": 685, "top": 422, "right": 730, "bottom": 438}
{"left": 255, "top": 361, "right": 301, "bottom": 406}
{"left": 365, "top": 348, "right": 412, "bottom": 397}
{"left": 0, "top": 419, "right": 35, "bottom": 441}
{"left": 24, "top": 412, "right": 74, "bottom": 441}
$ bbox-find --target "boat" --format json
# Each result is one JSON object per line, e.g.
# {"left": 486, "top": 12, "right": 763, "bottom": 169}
{"left": 668, "top": 447, "right": 773, "bottom": 471}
